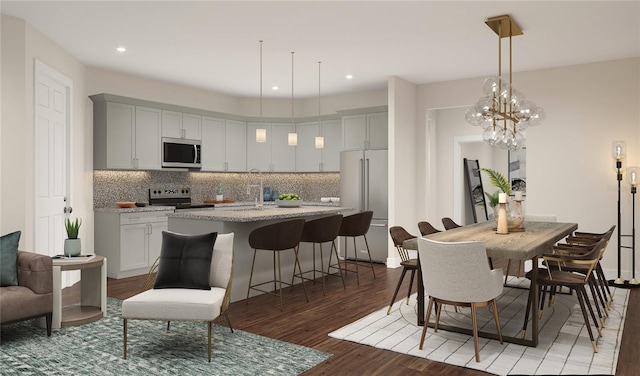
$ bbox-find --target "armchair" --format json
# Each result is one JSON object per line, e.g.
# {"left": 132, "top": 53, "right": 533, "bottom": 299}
{"left": 0, "top": 251, "right": 53, "bottom": 336}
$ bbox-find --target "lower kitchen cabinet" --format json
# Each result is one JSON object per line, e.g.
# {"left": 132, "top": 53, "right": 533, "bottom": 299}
{"left": 94, "top": 210, "right": 171, "bottom": 279}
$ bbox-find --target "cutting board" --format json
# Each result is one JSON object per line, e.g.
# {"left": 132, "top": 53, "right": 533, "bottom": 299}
{"left": 204, "top": 199, "right": 235, "bottom": 204}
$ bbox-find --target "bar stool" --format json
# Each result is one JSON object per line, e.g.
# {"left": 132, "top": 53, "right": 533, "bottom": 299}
{"left": 246, "top": 218, "right": 308, "bottom": 310}
{"left": 293, "top": 214, "right": 345, "bottom": 295}
{"left": 338, "top": 211, "right": 376, "bottom": 285}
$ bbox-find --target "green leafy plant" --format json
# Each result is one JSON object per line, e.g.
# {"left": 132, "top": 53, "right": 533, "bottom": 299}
{"left": 480, "top": 168, "right": 512, "bottom": 208}
{"left": 216, "top": 183, "right": 223, "bottom": 195}
{"left": 65, "top": 217, "right": 82, "bottom": 239}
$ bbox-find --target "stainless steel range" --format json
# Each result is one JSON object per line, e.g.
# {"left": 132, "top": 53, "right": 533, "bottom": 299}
{"left": 148, "top": 187, "right": 215, "bottom": 210}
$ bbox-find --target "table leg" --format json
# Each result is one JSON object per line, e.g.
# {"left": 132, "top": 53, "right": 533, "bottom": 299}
{"left": 417, "top": 257, "right": 424, "bottom": 326}
{"left": 531, "top": 256, "right": 539, "bottom": 346}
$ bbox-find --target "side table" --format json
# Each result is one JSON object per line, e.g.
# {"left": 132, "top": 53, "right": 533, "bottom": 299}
{"left": 51, "top": 255, "right": 107, "bottom": 329}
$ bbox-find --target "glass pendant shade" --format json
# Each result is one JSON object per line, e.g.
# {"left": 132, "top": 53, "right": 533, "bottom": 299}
{"left": 288, "top": 132, "right": 297, "bottom": 146}
{"left": 612, "top": 140, "right": 626, "bottom": 161}
{"left": 315, "top": 136, "right": 324, "bottom": 149}
{"left": 628, "top": 166, "right": 638, "bottom": 186}
{"left": 256, "top": 128, "right": 266, "bottom": 143}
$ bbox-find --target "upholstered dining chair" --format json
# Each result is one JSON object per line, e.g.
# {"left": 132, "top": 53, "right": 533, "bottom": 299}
{"left": 441, "top": 217, "right": 461, "bottom": 230}
{"left": 418, "top": 221, "right": 441, "bottom": 236}
{"left": 417, "top": 237, "right": 504, "bottom": 362}
{"left": 521, "top": 238, "right": 607, "bottom": 353}
{"left": 122, "top": 232, "right": 235, "bottom": 362}
{"left": 386, "top": 226, "right": 418, "bottom": 314}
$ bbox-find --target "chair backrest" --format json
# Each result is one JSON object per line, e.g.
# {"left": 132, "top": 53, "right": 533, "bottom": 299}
{"left": 209, "top": 232, "right": 234, "bottom": 289}
{"left": 418, "top": 221, "right": 441, "bottom": 236}
{"left": 338, "top": 211, "right": 373, "bottom": 237}
{"left": 389, "top": 226, "right": 416, "bottom": 262}
{"left": 441, "top": 217, "right": 461, "bottom": 230}
{"left": 248, "top": 218, "right": 305, "bottom": 251}
{"left": 545, "top": 238, "right": 606, "bottom": 282}
{"left": 300, "top": 214, "right": 343, "bottom": 243}
{"left": 417, "top": 237, "right": 503, "bottom": 303}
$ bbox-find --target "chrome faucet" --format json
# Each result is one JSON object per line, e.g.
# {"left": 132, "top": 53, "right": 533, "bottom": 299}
{"left": 246, "top": 168, "right": 264, "bottom": 210}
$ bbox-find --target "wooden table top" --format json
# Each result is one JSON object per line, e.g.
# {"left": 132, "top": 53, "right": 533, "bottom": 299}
{"left": 403, "top": 221, "right": 578, "bottom": 260}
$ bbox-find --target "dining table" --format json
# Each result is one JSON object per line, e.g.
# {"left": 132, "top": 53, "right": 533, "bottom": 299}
{"left": 403, "top": 220, "right": 578, "bottom": 347}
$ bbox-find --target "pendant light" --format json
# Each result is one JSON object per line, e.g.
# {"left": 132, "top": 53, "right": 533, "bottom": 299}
{"left": 256, "top": 40, "right": 267, "bottom": 143}
{"left": 315, "top": 61, "right": 324, "bottom": 149}
{"left": 288, "top": 51, "right": 297, "bottom": 146}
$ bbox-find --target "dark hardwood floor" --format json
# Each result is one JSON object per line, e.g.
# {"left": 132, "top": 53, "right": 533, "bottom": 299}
{"left": 69, "top": 260, "right": 638, "bottom": 375}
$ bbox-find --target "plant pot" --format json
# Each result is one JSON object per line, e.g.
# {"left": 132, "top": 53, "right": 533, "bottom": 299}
{"left": 216, "top": 195, "right": 223, "bottom": 201}
{"left": 64, "top": 238, "right": 81, "bottom": 256}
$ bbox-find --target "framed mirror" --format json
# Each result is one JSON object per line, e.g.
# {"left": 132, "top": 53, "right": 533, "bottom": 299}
{"left": 463, "top": 158, "right": 489, "bottom": 223}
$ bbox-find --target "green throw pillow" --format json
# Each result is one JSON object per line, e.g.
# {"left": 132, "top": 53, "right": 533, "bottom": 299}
{"left": 0, "top": 230, "right": 21, "bottom": 286}
{"left": 153, "top": 231, "right": 217, "bottom": 290}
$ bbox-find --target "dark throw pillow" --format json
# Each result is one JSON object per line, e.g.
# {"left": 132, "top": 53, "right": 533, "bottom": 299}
{"left": 153, "top": 231, "right": 217, "bottom": 290}
{"left": 1, "top": 230, "right": 21, "bottom": 287}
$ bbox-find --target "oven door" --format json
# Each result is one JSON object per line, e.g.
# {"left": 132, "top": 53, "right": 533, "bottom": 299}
{"left": 162, "top": 137, "right": 201, "bottom": 168}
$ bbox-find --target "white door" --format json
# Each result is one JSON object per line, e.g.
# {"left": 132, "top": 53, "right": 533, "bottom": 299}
{"left": 34, "top": 60, "right": 71, "bottom": 258}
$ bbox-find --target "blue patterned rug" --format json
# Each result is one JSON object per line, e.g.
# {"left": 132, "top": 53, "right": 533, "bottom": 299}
{"left": 0, "top": 298, "right": 331, "bottom": 375}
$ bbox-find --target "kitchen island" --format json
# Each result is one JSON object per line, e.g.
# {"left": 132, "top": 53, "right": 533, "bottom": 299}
{"left": 167, "top": 205, "right": 353, "bottom": 303}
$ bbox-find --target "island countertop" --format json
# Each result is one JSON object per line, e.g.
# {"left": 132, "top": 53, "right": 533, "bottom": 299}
{"left": 166, "top": 205, "right": 353, "bottom": 223}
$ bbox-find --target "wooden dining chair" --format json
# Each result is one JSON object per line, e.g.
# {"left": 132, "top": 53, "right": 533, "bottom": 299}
{"left": 418, "top": 221, "right": 441, "bottom": 236}
{"left": 387, "top": 226, "right": 418, "bottom": 314}
{"left": 441, "top": 217, "right": 461, "bottom": 230}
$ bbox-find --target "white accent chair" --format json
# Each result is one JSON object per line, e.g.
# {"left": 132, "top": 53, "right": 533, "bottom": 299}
{"left": 417, "top": 237, "right": 504, "bottom": 362}
{"left": 122, "top": 232, "right": 234, "bottom": 362}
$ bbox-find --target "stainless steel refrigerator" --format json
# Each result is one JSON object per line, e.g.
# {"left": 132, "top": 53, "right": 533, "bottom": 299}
{"left": 339, "top": 149, "right": 388, "bottom": 263}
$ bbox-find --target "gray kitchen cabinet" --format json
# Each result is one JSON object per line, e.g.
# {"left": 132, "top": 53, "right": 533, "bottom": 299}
{"left": 200, "top": 116, "right": 225, "bottom": 171}
{"left": 94, "top": 210, "right": 170, "bottom": 279}
{"left": 223, "top": 119, "right": 247, "bottom": 172}
{"left": 134, "top": 106, "right": 162, "bottom": 170}
{"left": 247, "top": 122, "right": 295, "bottom": 172}
{"left": 162, "top": 110, "right": 201, "bottom": 140}
{"left": 342, "top": 112, "right": 388, "bottom": 150}
{"left": 295, "top": 119, "right": 341, "bottom": 172}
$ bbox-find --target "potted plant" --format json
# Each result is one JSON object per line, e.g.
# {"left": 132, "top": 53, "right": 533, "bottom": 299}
{"left": 64, "top": 217, "right": 82, "bottom": 256}
{"left": 216, "top": 183, "right": 224, "bottom": 201}
{"left": 480, "top": 168, "right": 523, "bottom": 229}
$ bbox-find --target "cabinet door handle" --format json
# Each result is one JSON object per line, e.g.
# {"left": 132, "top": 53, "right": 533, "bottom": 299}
{"left": 147, "top": 223, "right": 152, "bottom": 235}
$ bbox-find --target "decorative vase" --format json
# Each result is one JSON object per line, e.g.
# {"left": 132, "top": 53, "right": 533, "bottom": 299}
{"left": 496, "top": 202, "right": 509, "bottom": 234}
{"left": 492, "top": 196, "right": 525, "bottom": 231}
{"left": 64, "top": 238, "right": 81, "bottom": 257}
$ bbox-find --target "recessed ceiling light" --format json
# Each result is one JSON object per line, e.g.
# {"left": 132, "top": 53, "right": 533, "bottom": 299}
{"left": 272, "top": 86, "right": 279, "bottom": 91}
{"left": 116, "top": 46, "right": 126, "bottom": 53}
{"left": 346, "top": 74, "right": 353, "bottom": 79}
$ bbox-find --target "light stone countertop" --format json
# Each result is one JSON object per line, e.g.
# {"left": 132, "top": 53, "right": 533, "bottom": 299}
{"left": 94, "top": 201, "right": 340, "bottom": 214}
{"left": 94, "top": 205, "right": 175, "bottom": 213}
{"left": 167, "top": 205, "right": 353, "bottom": 223}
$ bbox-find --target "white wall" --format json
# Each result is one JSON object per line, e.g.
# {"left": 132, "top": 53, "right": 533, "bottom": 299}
{"left": 1, "top": 15, "right": 91, "bottom": 253}
{"left": 411, "top": 58, "right": 640, "bottom": 279}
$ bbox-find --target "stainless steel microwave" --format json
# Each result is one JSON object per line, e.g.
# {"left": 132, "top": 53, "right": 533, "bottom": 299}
{"left": 162, "top": 137, "right": 201, "bottom": 169}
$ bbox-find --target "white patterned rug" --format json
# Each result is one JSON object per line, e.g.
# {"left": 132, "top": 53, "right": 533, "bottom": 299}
{"left": 329, "top": 277, "right": 629, "bottom": 375}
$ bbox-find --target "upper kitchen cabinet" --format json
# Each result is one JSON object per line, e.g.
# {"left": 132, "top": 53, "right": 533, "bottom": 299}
{"left": 201, "top": 116, "right": 247, "bottom": 172}
{"left": 342, "top": 112, "right": 388, "bottom": 150}
{"left": 161, "top": 110, "right": 201, "bottom": 140}
{"left": 200, "top": 118, "right": 248, "bottom": 172}
{"left": 295, "top": 119, "right": 341, "bottom": 172}
{"left": 91, "top": 94, "right": 161, "bottom": 170}
{"left": 246, "top": 123, "right": 295, "bottom": 172}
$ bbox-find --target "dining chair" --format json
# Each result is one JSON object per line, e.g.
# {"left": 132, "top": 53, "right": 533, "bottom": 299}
{"left": 246, "top": 219, "right": 308, "bottom": 310}
{"left": 122, "top": 232, "right": 235, "bottom": 362}
{"left": 441, "top": 217, "right": 461, "bottom": 230}
{"left": 418, "top": 221, "right": 441, "bottom": 236}
{"left": 386, "top": 226, "right": 418, "bottom": 314}
{"left": 417, "top": 237, "right": 504, "bottom": 362}
{"left": 522, "top": 238, "right": 607, "bottom": 353}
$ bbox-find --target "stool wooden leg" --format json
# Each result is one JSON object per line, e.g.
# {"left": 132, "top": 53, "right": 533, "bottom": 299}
{"left": 246, "top": 249, "right": 258, "bottom": 304}
{"left": 352, "top": 237, "right": 360, "bottom": 285}
{"left": 362, "top": 235, "right": 376, "bottom": 279}
{"left": 293, "top": 246, "right": 309, "bottom": 303}
{"left": 330, "top": 241, "right": 346, "bottom": 289}
{"left": 319, "top": 243, "right": 326, "bottom": 295}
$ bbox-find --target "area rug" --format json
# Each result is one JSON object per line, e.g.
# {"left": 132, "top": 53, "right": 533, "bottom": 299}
{"left": 1, "top": 298, "right": 331, "bottom": 375}
{"left": 329, "top": 277, "right": 629, "bottom": 375}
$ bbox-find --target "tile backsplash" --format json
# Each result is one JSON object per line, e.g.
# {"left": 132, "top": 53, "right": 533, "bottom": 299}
{"left": 93, "top": 170, "right": 340, "bottom": 208}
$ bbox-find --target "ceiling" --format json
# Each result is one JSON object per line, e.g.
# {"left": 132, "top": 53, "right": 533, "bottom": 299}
{"left": 3, "top": 1, "right": 639, "bottom": 99}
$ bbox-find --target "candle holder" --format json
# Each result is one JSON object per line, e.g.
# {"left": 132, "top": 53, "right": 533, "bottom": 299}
{"left": 496, "top": 194, "right": 509, "bottom": 234}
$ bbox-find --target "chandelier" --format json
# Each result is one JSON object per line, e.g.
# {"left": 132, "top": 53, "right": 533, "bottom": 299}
{"left": 465, "top": 15, "right": 545, "bottom": 151}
